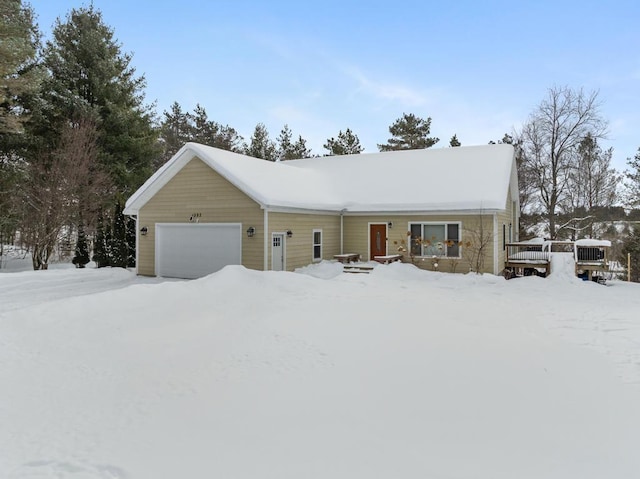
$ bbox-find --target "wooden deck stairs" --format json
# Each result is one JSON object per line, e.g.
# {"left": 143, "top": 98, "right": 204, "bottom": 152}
{"left": 342, "top": 264, "right": 375, "bottom": 274}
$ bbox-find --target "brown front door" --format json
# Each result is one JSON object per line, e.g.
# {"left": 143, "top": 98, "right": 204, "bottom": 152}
{"left": 369, "top": 224, "right": 387, "bottom": 260}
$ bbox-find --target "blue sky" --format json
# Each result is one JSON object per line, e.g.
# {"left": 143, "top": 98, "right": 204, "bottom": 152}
{"left": 29, "top": 0, "right": 640, "bottom": 170}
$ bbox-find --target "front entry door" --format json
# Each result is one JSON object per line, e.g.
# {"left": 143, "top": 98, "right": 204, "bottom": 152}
{"left": 272, "top": 233, "right": 284, "bottom": 271}
{"left": 369, "top": 224, "right": 387, "bottom": 260}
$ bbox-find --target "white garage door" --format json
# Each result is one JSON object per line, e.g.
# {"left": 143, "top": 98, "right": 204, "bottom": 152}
{"left": 155, "top": 223, "right": 242, "bottom": 279}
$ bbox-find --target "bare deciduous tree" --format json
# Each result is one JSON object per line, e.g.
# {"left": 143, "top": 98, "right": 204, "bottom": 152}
{"left": 17, "top": 115, "right": 111, "bottom": 269}
{"left": 462, "top": 217, "right": 494, "bottom": 274}
{"left": 519, "top": 86, "right": 607, "bottom": 239}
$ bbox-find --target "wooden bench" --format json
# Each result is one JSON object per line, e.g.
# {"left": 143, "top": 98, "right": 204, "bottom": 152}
{"left": 333, "top": 253, "right": 361, "bottom": 264}
{"left": 373, "top": 254, "right": 403, "bottom": 264}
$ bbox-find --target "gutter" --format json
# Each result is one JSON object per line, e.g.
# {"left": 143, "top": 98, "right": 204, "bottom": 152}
{"left": 263, "top": 208, "right": 269, "bottom": 271}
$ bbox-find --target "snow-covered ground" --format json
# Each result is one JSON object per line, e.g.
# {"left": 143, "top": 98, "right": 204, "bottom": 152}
{"left": 1, "top": 257, "right": 640, "bottom": 478}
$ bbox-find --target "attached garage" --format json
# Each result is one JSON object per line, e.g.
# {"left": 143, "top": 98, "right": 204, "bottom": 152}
{"left": 155, "top": 223, "right": 242, "bottom": 279}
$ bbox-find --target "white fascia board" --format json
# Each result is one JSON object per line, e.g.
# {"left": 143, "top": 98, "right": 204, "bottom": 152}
{"left": 124, "top": 145, "right": 197, "bottom": 215}
{"left": 342, "top": 208, "right": 504, "bottom": 216}
{"left": 263, "top": 205, "right": 343, "bottom": 215}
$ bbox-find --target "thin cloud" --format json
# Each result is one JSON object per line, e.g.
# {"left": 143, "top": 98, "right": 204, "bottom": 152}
{"left": 343, "top": 65, "right": 433, "bottom": 107}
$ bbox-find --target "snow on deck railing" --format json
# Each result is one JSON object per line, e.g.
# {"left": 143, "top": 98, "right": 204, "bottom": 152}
{"left": 506, "top": 239, "right": 610, "bottom": 267}
{"left": 574, "top": 240, "right": 610, "bottom": 265}
{"left": 506, "top": 242, "right": 551, "bottom": 263}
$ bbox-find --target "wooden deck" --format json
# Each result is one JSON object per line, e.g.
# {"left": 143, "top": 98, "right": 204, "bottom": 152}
{"left": 574, "top": 240, "right": 610, "bottom": 281}
{"left": 504, "top": 241, "right": 551, "bottom": 277}
{"left": 373, "top": 254, "right": 403, "bottom": 264}
{"left": 333, "top": 253, "right": 361, "bottom": 264}
{"left": 504, "top": 239, "right": 610, "bottom": 280}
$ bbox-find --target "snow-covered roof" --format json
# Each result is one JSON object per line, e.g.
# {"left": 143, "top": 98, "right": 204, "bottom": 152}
{"left": 124, "top": 143, "right": 517, "bottom": 215}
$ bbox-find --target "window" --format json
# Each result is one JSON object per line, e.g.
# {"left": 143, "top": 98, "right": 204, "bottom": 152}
{"left": 409, "top": 222, "right": 460, "bottom": 257}
{"left": 313, "top": 229, "right": 322, "bottom": 261}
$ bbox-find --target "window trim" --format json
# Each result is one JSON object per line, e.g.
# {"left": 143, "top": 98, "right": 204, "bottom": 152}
{"left": 408, "top": 221, "right": 462, "bottom": 258}
{"left": 312, "top": 228, "right": 323, "bottom": 262}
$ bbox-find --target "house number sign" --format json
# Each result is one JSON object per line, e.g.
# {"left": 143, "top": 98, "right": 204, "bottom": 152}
{"left": 189, "top": 212, "right": 202, "bottom": 222}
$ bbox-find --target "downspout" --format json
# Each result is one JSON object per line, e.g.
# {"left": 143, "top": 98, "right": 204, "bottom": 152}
{"left": 263, "top": 208, "right": 269, "bottom": 271}
{"left": 132, "top": 214, "right": 139, "bottom": 275}
{"left": 340, "top": 208, "right": 346, "bottom": 254}
{"left": 493, "top": 213, "right": 499, "bottom": 275}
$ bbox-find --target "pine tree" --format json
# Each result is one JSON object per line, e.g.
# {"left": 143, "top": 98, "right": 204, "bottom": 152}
{"left": 625, "top": 147, "right": 640, "bottom": 208}
{"left": 449, "top": 134, "right": 461, "bottom": 147}
{"left": 38, "top": 5, "right": 159, "bottom": 192}
{"left": 378, "top": 113, "right": 439, "bottom": 151}
{"left": 324, "top": 128, "right": 363, "bottom": 156}
{"left": 92, "top": 214, "right": 109, "bottom": 267}
{"left": 244, "top": 123, "right": 277, "bottom": 161}
{"left": 0, "top": 0, "right": 41, "bottom": 137}
{"left": 276, "top": 124, "right": 294, "bottom": 160}
{"left": 567, "top": 134, "right": 619, "bottom": 214}
{"left": 620, "top": 229, "right": 640, "bottom": 282}
{"left": 158, "top": 102, "right": 243, "bottom": 167}
{"left": 72, "top": 222, "right": 90, "bottom": 268}
{"left": 275, "top": 125, "right": 312, "bottom": 160}
{"left": 109, "top": 202, "right": 128, "bottom": 268}
{"left": 292, "top": 135, "right": 312, "bottom": 159}
{"left": 126, "top": 216, "right": 136, "bottom": 267}
{"left": 0, "top": 0, "right": 42, "bottom": 247}
{"left": 32, "top": 5, "right": 160, "bottom": 268}
{"left": 158, "top": 101, "right": 192, "bottom": 167}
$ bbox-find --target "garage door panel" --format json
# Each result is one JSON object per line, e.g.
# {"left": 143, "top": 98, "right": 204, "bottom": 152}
{"left": 156, "top": 223, "right": 241, "bottom": 279}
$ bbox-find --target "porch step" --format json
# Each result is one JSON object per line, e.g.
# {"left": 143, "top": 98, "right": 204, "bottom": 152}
{"left": 343, "top": 264, "right": 374, "bottom": 274}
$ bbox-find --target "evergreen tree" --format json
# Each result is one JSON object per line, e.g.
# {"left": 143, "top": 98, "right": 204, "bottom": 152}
{"left": 109, "top": 202, "right": 128, "bottom": 268}
{"left": 72, "top": 222, "right": 90, "bottom": 268}
{"left": 378, "top": 113, "right": 439, "bottom": 151}
{"left": 158, "top": 102, "right": 243, "bottom": 167}
{"left": 188, "top": 104, "right": 242, "bottom": 153}
{"left": 292, "top": 135, "right": 312, "bottom": 159}
{"left": 244, "top": 123, "right": 277, "bottom": 161}
{"left": 92, "top": 214, "right": 109, "bottom": 267}
{"left": 275, "top": 125, "right": 312, "bottom": 160}
{"left": 566, "top": 134, "right": 619, "bottom": 215}
{"left": 211, "top": 123, "right": 243, "bottom": 153}
{"left": 0, "top": 0, "right": 41, "bottom": 137}
{"left": 158, "top": 101, "right": 192, "bottom": 167}
{"left": 0, "top": 0, "right": 41, "bottom": 248}
{"left": 625, "top": 147, "right": 640, "bottom": 208}
{"left": 501, "top": 133, "right": 514, "bottom": 144}
{"left": 449, "top": 134, "right": 461, "bottom": 147}
{"left": 620, "top": 228, "right": 640, "bottom": 282}
{"left": 323, "top": 128, "right": 363, "bottom": 156}
{"left": 40, "top": 5, "right": 159, "bottom": 191}
{"left": 489, "top": 133, "right": 515, "bottom": 145}
{"left": 126, "top": 216, "right": 136, "bottom": 267}
{"left": 276, "top": 124, "right": 294, "bottom": 160}
{"left": 32, "top": 5, "right": 160, "bottom": 267}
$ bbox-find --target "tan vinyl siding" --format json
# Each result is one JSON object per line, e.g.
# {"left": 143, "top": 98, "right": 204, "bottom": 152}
{"left": 343, "top": 214, "right": 497, "bottom": 274}
{"left": 267, "top": 212, "right": 340, "bottom": 271}
{"left": 495, "top": 185, "right": 518, "bottom": 272}
{"left": 137, "top": 157, "right": 263, "bottom": 276}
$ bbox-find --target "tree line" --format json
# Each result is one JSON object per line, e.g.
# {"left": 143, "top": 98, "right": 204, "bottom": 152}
{"left": 0, "top": 2, "right": 455, "bottom": 270}
{"left": 2, "top": 2, "right": 640, "bottom": 278}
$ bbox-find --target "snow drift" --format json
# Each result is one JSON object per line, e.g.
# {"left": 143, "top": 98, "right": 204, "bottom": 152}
{"left": 1, "top": 263, "right": 640, "bottom": 478}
